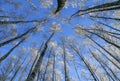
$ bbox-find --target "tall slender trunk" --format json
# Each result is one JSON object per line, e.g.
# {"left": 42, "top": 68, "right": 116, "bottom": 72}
{"left": 18, "top": 59, "right": 31, "bottom": 81}
{"left": 0, "top": 27, "right": 35, "bottom": 47}
{"left": 52, "top": 52, "right": 56, "bottom": 81}
{"left": 42, "top": 48, "right": 52, "bottom": 81}
{"left": 92, "top": 45, "right": 120, "bottom": 70}
{"left": 62, "top": 42, "right": 70, "bottom": 81}
{"left": 89, "top": 50, "right": 117, "bottom": 81}
{"left": 87, "top": 36, "right": 120, "bottom": 63}
{"left": 91, "top": 16, "right": 120, "bottom": 21}
{"left": 5, "top": 55, "right": 23, "bottom": 80}
{"left": 0, "top": 38, "right": 25, "bottom": 62}
{"left": 26, "top": 42, "right": 44, "bottom": 80}
{"left": 54, "top": 0, "right": 66, "bottom": 14}
{"left": 72, "top": 58, "right": 81, "bottom": 81}
{"left": 83, "top": 28, "right": 120, "bottom": 50}
{"left": 71, "top": 45, "right": 99, "bottom": 81}
{"left": 10, "top": 54, "right": 28, "bottom": 81}
{"left": 71, "top": 1, "right": 120, "bottom": 17}
{"left": 26, "top": 33, "right": 54, "bottom": 81}
{"left": 0, "top": 19, "right": 46, "bottom": 25}
{"left": 91, "top": 19, "right": 120, "bottom": 32}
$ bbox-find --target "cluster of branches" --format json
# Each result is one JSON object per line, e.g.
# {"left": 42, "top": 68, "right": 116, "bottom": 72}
{"left": 0, "top": 0, "right": 120, "bottom": 81}
{"left": 71, "top": 0, "right": 120, "bottom": 17}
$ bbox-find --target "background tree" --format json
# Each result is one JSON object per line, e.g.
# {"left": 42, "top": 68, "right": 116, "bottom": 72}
{"left": 0, "top": 0, "right": 120, "bottom": 81}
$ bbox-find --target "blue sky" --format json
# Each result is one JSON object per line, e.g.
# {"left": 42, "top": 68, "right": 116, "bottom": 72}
{"left": 0, "top": 0, "right": 120, "bottom": 81}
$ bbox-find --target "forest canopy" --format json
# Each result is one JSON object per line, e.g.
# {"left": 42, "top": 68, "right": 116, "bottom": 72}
{"left": 0, "top": 0, "right": 120, "bottom": 81}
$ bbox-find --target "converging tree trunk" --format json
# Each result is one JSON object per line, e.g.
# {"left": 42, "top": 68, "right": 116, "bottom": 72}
{"left": 26, "top": 33, "right": 54, "bottom": 81}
